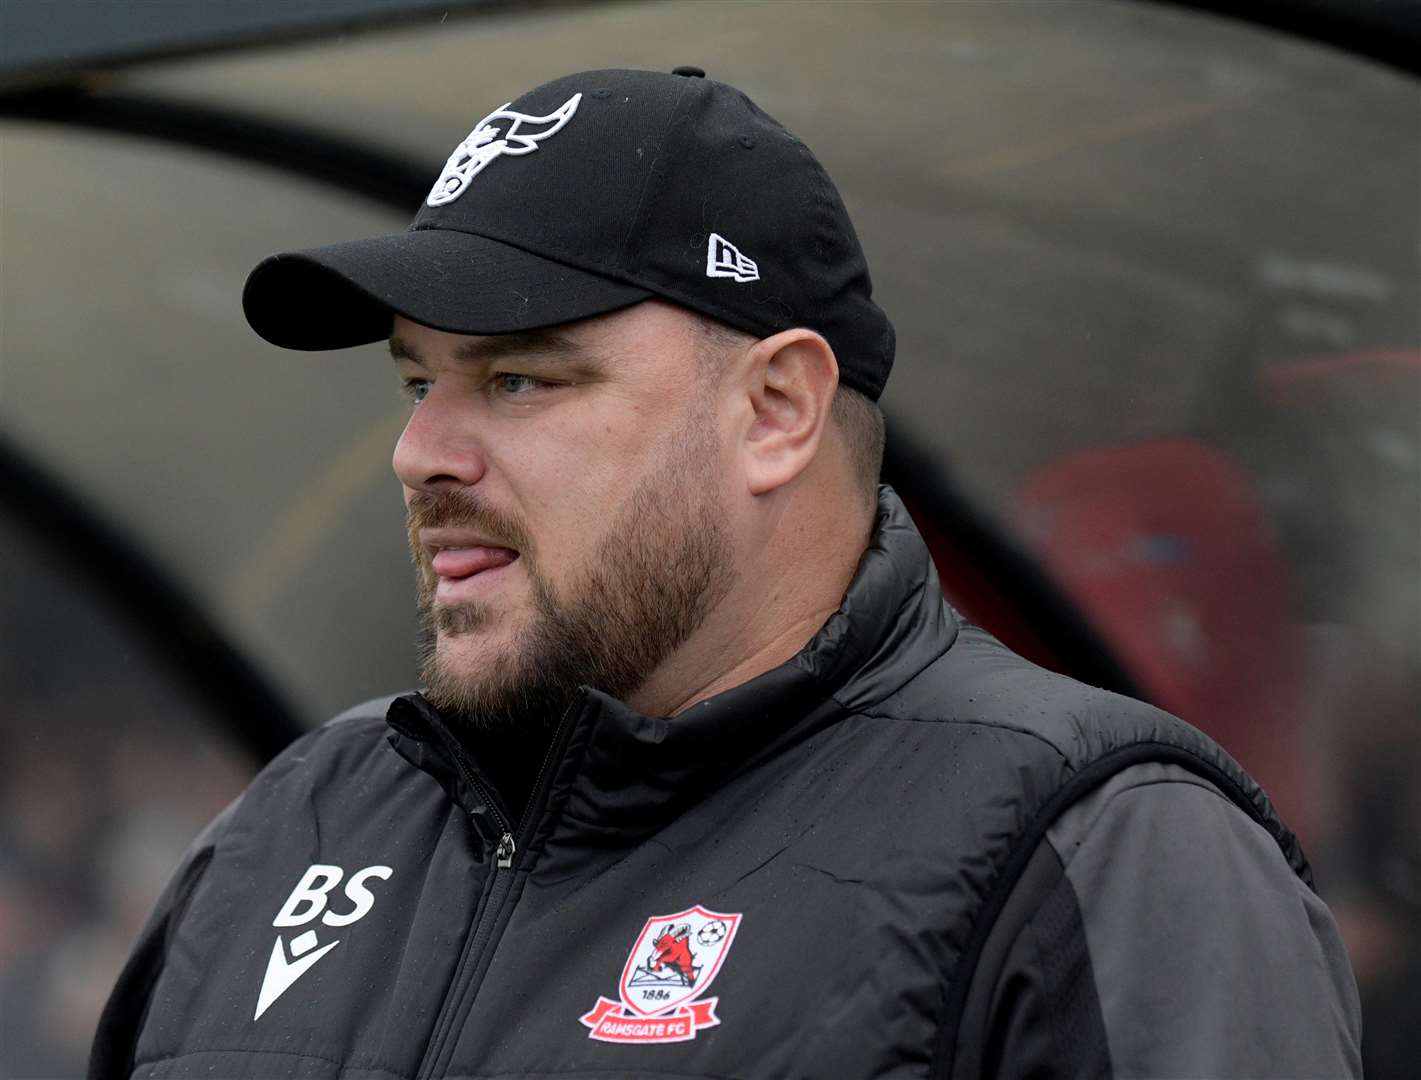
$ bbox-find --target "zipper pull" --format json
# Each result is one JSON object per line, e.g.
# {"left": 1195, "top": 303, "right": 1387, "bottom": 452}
{"left": 495, "top": 832, "right": 516, "bottom": 869}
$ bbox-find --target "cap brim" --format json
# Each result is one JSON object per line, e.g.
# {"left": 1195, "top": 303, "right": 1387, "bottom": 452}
{"left": 242, "top": 228, "right": 653, "bottom": 350}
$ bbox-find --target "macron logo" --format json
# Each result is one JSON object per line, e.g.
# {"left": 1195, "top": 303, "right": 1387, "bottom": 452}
{"left": 254, "top": 863, "right": 392, "bottom": 1021}
{"left": 255, "top": 932, "right": 340, "bottom": 1020}
{"left": 706, "top": 233, "right": 759, "bottom": 283}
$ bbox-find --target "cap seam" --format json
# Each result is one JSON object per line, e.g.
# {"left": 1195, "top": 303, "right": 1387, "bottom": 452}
{"left": 791, "top": 134, "right": 836, "bottom": 272}
{"left": 616, "top": 78, "right": 699, "bottom": 272}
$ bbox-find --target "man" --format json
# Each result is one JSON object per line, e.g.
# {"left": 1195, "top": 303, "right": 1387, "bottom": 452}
{"left": 92, "top": 67, "right": 1360, "bottom": 1079}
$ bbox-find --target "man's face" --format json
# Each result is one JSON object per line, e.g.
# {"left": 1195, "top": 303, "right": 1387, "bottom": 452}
{"left": 391, "top": 301, "right": 737, "bottom": 726}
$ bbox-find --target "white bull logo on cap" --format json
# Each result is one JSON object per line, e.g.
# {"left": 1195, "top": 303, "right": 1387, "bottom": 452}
{"left": 426, "top": 93, "right": 582, "bottom": 207}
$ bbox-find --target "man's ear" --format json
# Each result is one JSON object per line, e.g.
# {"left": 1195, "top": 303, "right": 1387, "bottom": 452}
{"left": 740, "top": 328, "right": 839, "bottom": 496}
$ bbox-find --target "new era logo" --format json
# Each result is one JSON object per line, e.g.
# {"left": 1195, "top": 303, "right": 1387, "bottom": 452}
{"left": 706, "top": 233, "right": 759, "bottom": 283}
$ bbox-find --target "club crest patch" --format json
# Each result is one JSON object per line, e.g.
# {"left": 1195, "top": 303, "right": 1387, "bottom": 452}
{"left": 426, "top": 93, "right": 582, "bottom": 207}
{"left": 580, "top": 905, "right": 742, "bottom": 1044}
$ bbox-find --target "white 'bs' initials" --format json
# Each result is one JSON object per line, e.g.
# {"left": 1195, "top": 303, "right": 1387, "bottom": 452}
{"left": 254, "top": 863, "right": 392, "bottom": 1020}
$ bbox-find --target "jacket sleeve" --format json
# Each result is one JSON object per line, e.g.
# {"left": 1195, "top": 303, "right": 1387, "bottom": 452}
{"left": 958, "top": 762, "right": 1362, "bottom": 1079}
{"left": 87, "top": 797, "right": 241, "bottom": 1080}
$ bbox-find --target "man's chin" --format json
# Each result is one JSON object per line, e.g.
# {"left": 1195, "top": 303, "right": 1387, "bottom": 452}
{"left": 418, "top": 618, "right": 577, "bottom": 728}
{"left": 421, "top": 630, "right": 511, "bottom": 717}
{"left": 430, "top": 619, "right": 508, "bottom": 671}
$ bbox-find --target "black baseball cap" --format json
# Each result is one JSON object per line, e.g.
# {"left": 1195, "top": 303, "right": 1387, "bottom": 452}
{"left": 242, "top": 67, "right": 895, "bottom": 399}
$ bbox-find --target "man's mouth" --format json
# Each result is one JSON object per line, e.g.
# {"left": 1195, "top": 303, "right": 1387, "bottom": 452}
{"left": 420, "top": 531, "right": 521, "bottom": 604}
{"left": 430, "top": 546, "right": 519, "bottom": 580}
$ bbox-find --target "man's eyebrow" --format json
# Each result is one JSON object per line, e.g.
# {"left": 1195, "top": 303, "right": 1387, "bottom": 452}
{"left": 388, "top": 329, "right": 588, "bottom": 367}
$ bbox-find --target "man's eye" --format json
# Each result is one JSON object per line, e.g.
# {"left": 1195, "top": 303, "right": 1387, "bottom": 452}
{"left": 401, "top": 378, "right": 430, "bottom": 404}
{"left": 493, "top": 372, "right": 551, "bottom": 395}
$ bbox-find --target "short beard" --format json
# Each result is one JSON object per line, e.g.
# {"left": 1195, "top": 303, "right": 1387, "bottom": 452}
{"left": 408, "top": 412, "right": 735, "bottom": 728}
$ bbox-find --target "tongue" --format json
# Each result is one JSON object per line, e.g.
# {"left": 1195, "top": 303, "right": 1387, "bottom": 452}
{"left": 431, "top": 546, "right": 517, "bottom": 579}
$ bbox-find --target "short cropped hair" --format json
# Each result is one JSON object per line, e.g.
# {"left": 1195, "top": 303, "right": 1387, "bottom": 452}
{"left": 829, "top": 382, "right": 886, "bottom": 501}
{"left": 692, "top": 314, "right": 884, "bottom": 502}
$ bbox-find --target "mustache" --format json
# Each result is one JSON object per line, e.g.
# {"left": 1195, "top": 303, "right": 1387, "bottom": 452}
{"left": 405, "top": 490, "right": 534, "bottom": 556}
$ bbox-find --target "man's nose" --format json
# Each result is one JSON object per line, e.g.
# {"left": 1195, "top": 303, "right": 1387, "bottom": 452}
{"left": 392, "top": 388, "right": 487, "bottom": 491}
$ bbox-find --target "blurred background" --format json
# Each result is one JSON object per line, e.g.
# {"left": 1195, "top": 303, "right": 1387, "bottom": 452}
{"left": 1, "top": 0, "right": 1416, "bottom": 1075}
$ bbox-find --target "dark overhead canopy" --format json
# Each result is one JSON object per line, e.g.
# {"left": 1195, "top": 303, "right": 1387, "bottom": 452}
{"left": 1143, "top": 0, "right": 1421, "bottom": 75}
{"left": 0, "top": 0, "right": 506, "bottom": 91}
{"left": 2, "top": 0, "right": 1419, "bottom": 93}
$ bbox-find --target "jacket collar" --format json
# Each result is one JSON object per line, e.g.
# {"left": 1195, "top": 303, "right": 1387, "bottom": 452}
{"left": 386, "top": 485, "right": 957, "bottom": 845}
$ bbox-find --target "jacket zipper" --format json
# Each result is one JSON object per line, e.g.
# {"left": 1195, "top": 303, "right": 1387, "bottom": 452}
{"left": 414, "top": 704, "right": 576, "bottom": 1078}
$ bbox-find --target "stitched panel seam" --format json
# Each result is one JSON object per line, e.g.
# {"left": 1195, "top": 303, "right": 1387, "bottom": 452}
{"left": 851, "top": 711, "right": 1076, "bottom": 768}
{"left": 134, "top": 1046, "right": 410, "bottom": 1078}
